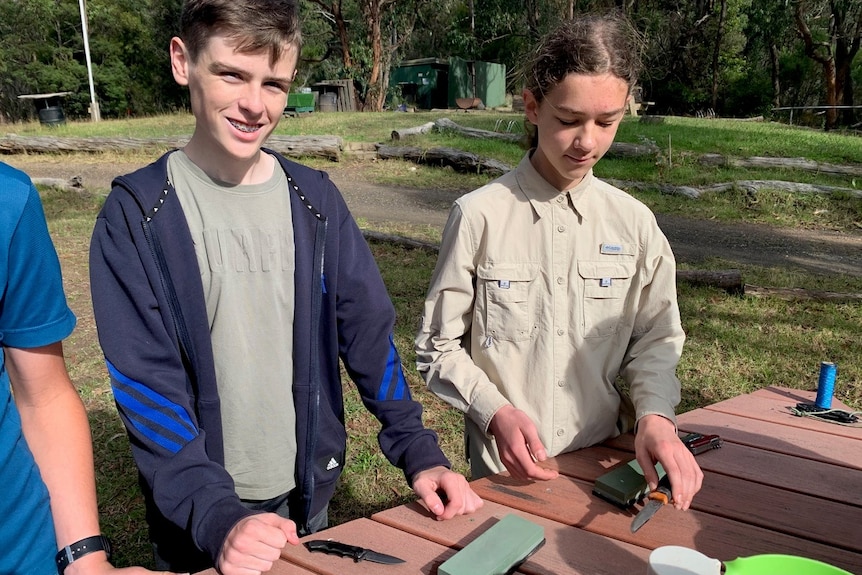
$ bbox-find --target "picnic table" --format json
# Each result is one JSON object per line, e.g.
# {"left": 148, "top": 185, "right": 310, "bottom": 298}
{"left": 197, "top": 386, "right": 862, "bottom": 574}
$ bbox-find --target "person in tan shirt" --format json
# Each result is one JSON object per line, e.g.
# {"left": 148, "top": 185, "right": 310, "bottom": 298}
{"left": 415, "top": 13, "right": 703, "bottom": 510}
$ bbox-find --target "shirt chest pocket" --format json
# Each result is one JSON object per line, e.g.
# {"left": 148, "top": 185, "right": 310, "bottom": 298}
{"left": 579, "top": 261, "right": 635, "bottom": 338}
{"left": 477, "top": 263, "right": 538, "bottom": 342}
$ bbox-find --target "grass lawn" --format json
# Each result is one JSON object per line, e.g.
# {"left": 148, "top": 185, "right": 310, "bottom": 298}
{"left": 14, "top": 111, "right": 862, "bottom": 568}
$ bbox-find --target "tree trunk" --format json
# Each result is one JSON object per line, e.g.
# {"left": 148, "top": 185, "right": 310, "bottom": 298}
{"left": 794, "top": 2, "right": 839, "bottom": 129}
{"left": 711, "top": 0, "right": 728, "bottom": 111}
{"left": 835, "top": 28, "right": 861, "bottom": 127}
{"left": 335, "top": 0, "right": 352, "bottom": 69}
{"left": 307, "top": 0, "right": 353, "bottom": 69}
{"left": 365, "top": 0, "right": 385, "bottom": 111}
{"left": 525, "top": 0, "right": 540, "bottom": 42}
{"left": 770, "top": 43, "right": 781, "bottom": 109}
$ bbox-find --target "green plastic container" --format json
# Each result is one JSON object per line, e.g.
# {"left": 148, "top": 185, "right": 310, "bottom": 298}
{"left": 286, "top": 92, "right": 315, "bottom": 113}
{"left": 724, "top": 554, "right": 853, "bottom": 575}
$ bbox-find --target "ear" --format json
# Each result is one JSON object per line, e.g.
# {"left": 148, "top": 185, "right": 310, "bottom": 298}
{"left": 523, "top": 88, "right": 540, "bottom": 126}
{"left": 170, "top": 37, "right": 191, "bottom": 87}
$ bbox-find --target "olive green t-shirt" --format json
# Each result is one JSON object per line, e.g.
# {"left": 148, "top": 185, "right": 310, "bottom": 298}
{"left": 169, "top": 151, "right": 296, "bottom": 499}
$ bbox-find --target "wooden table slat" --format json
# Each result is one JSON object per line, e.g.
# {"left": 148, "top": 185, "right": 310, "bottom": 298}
{"left": 471, "top": 473, "right": 862, "bottom": 574}
{"left": 749, "top": 386, "right": 858, "bottom": 413}
{"left": 692, "top": 471, "right": 862, "bottom": 552}
{"left": 373, "top": 499, "right": 651, "bottom": 575}
{"left": 702, "top": 393, "right": 862, "bottom": 441}
{"left": 192, "top": 387, "right": 862, "bottom": 575}
{"left": 281, "top": 518, "right": 459, "bottom": 575}
{"left": 677, "top": 409, "right": 862, "bottom": 470}
{"left": 195, "top": 560, "right": 317, "bottom": 575}
{"left": 555, "top": 442, "right": 862, "bottom": 508}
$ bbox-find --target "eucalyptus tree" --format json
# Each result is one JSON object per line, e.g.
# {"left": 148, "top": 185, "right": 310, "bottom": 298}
{"left": 0, "top": 0, "right": 87, "bottom": 121}
{"left": 792, "top": 0, "right": 862, "bottom": 128}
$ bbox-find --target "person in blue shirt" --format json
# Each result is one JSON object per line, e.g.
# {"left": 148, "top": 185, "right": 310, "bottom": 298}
{"left": 0, "top": 162, "right": 172, "bottom": 575}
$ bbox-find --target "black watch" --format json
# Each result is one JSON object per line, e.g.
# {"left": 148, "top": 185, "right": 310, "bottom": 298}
{"left": 56, "top": 535, "right": 112, "bottom": 575}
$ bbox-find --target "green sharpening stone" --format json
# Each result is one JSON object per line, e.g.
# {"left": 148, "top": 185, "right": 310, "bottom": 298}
{"left": 438, "top": 514, "right": 545, "bottom": 575}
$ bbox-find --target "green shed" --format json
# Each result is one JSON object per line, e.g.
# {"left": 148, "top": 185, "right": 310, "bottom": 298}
{"left": 390, "top": 57, "right": 506, "bottom": 110}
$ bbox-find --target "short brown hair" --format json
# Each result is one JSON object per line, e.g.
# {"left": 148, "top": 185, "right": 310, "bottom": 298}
{"left": 180, "top": 0, "right": 302, "bottom": 65}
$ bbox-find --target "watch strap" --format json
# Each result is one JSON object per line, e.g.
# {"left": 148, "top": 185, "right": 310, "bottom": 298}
{"left": 56, "top": 535, "right": 112, "bottom": 575}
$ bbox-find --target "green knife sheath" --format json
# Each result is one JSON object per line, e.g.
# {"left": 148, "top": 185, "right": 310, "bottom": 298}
{"left": 438, "top": 514, "right": 544, "bottom": 575}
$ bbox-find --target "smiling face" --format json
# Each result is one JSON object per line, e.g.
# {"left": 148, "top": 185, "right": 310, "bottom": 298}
{"left": 170, "top": 33, "right": 297, "bottom": 184}
{"left": 524, "top": 72, "right": 629, "bottom": 191}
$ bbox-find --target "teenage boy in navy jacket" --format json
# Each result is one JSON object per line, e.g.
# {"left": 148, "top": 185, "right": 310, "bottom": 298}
{"left": 89, "top": 2, "right": 481, "bottom": 574}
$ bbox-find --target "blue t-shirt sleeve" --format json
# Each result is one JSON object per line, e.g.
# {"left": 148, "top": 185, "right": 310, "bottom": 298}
{"left": 0, "top": 170, "right": 76, "bottom": 348}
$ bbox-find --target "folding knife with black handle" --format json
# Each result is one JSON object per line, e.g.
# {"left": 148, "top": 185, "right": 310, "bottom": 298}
{"left": 304, "top": 539, "right": 406, "bottom": 564}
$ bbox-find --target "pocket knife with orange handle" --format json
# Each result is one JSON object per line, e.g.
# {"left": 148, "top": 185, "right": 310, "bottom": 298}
{"left": 629, "top": 474, "right": 673, "bottom": 533}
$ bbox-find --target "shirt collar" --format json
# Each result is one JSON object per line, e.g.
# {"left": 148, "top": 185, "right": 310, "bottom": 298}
{"left": 515, "top": 151, "right": 594, "bottom": 221}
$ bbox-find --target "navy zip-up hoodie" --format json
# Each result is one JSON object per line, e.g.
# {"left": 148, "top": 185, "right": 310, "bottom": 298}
{"left": 89, "top": 150, "right": 449, "bottom": 564}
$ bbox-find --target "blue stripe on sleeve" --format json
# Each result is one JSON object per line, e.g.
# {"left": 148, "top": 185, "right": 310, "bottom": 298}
{"left": 376, "top": 335, "right": 411, "bottom": 401}
{"left": 107, "top": 361, "right": 198, "bottom": 452}
{"left": 113, "top": 387, "right": 185, "bottom": 453}
{"left": 377, "top": 344, "right": 396, "bottom": 401}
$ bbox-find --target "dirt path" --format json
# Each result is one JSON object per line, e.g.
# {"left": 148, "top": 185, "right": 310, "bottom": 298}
{"left": 8, "top": 156, "right": 862, "bottom": 277}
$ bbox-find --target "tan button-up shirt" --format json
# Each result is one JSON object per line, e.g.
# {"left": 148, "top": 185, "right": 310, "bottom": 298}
{"left": 416, "top": 153, "right": 685, "bottom": 478}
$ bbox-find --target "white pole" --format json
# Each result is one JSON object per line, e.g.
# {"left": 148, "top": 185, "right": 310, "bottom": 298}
{"left": 78, "top": 0, "right": 100, "bottom": 121}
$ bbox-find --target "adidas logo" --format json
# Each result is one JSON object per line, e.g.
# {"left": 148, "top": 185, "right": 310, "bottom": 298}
{"left": 325, "top": 457, "right": 339, "bottom": 471}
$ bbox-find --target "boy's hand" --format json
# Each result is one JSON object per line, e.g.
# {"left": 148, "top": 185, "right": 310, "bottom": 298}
{"left": 634, "top": 414, "right": 704, "bottom": 510}
{"left": 217, "top": 514, "right": 299, "bottom": 575}
{"left": 412, "top": 466, "right": 483, "bottom": 520}
{"left": 489, "top": 405, "right": 559, "bottom": 482}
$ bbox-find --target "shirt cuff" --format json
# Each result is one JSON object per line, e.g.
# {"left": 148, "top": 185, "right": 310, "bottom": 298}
{"left": 467, "top": 388, "right": 511, "bottom": 438}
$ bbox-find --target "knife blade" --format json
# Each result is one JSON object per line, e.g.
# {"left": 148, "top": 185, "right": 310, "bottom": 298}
{"left": 630, "top": 474, "right": 672, "bottom": 533}
{"left": 304, "top": 539, "right": 406, "bottom": 564}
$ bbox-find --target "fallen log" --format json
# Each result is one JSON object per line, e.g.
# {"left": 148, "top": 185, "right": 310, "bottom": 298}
{"left": 744, "top": 285, "right": 862, "bottom": 303}
{"left": 0, "top": 134, "right": 187, "bottom": 153}
{"left": 391, "top": 122, "right": 435, "bottom": 141}
{"left": 375, "top": 145, "right": 511, "bottom": 176}
{"left": 604, "top": 141, "right": 661, "bottom": 158}
{"left": 431, "top": 118, "right": 659, "bottom": 159}
{"left": 606, "top": 178, "right": 862, "bottom": 199}
{"left": 676, "top": 269, "right": 743, "bottom": 294}
{"left": 362, "top": 230, "right": 439, "bottom": 253}
{"left": 266, "top": 135, "right": 343, "bottom": 161}
{"left": 606, "top": 179, "right": 703, "bottom": 199}
{"left": 433, "top": 118, "right": 522, "bottom": 143}
{"left": 32, "top": 176, "right": 86, "bottom": 193}
{"left": 699, "top": 180, "right": 862, "bottom": 199}
{"left": 0, "top": 134, "right": 344, "bottom": 161}
{"left": 698, "top": 154, "right": 862, "bottom": 178}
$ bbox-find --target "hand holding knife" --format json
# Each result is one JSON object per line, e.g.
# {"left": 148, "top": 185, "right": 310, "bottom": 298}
{"left": 629, "top": 431, "right": 721, "bottom": 532}
{"left": 630, "top": 473, "right": 673, "bottom": 533}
